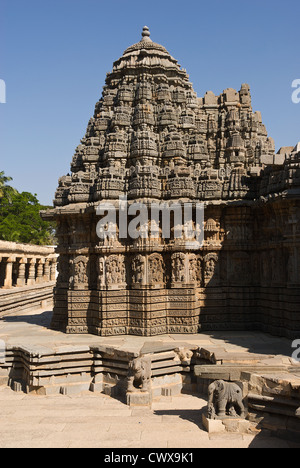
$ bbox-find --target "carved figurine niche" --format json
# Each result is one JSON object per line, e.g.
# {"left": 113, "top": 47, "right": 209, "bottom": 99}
{"left": 106, "top": 255, "right": 126, "bottom": 288}
{"left": 188, "top": 254, "right": 202, "bottom": 284}
{"left": 148, "top": 253, "right": 165, "bottom": 286}
{"left": 97, "top": 255, "right": 126, "bottom": 289}
{"left": 127, "top": 355, "right": 152, "bottom": 393}
{"left": 71, "top": 256, "right": 89, "bottom": 290}
{"left": 132, "top": 254, "right": 146, "bottom": 286}
{"left": 204, "top": 252, "right": 219, "bottom": 286}
{"left": 171, "top": 252, "right": 186, "bottom": 283}
{"left": 207, "top": 380, "right": 245, "bottom": 419}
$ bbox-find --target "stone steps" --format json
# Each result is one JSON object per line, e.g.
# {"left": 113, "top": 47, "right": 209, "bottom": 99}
{"left": 0, "top": 343, "right": 196, "bottom": 399}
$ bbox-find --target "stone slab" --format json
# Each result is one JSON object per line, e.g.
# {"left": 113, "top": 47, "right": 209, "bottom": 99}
{"left": 202, "top": 415, "right": 225, "bottom": 433}
{"left": 126, "top": 391, "right": 152, "bottom": 407}
{"left": 202, "top": 415, "right": 258, "bottom": 434}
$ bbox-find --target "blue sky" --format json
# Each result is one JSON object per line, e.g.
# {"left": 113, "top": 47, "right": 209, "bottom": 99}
{"left": 0, "top": 0, "right": 299, "bottom": 205}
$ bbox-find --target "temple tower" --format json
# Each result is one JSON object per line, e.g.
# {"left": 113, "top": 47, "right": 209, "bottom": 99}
{"left": 43, "top": 27, "right": 300, "bottom": 338}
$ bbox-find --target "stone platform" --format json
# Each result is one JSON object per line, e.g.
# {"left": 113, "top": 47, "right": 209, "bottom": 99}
{"left": 0, "top": 283, "right": 54, "bottom": 317}
{"left": 0, "top": 307, "right": 300, "bottom": 441}
{"left": 0, "top": 307, "right": 296, "bottom": 357}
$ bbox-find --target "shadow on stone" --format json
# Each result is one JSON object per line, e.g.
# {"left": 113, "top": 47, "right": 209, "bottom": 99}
{"left": 203, "top": 331, "right": 293, "bottom": 358}
{"left": 153, "top": 407, "right": 207, "bottom": 431}
{"left": 2, "top": 310, "right": 53, "bottom": 329}
{"left": 247, "top": 429, "right": 300, "bottom": 448}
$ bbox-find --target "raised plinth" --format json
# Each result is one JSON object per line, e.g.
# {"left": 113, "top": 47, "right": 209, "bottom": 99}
{"left": 0, "top": 282, "right": 55, "bottom": 317}
{"left": 127, "top": 391, "right": 152, "bottom": 407}
{"left": 202, "top": 414, "right": 259, "bottom": 434}
{"left": 1, "top": 306, "right": 300, "bottom": 441}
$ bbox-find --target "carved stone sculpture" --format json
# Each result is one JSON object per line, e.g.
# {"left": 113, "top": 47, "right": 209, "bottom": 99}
{"left": 172, "top": 253, "right": 186, "bottom": 283}
{"left": 148, "top": 253, "right": 164, "bottom": 286}
{"left": 72, "top": 256, "right": 88, "bottom": 290}
{"left": 132, "top": 255, "right": 146, "bottom": 286}
{"left": 207, "top": 380, "right": 245, "bottom": 419}
{"left": 175, "top": 348, "right": 194, "bottom": 363}
{"left": 127, "top": 355, "right": 152, "bottom": 393}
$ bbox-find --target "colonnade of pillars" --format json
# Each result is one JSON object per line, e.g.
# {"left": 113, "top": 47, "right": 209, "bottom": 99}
{"left": 0, "top": 255, "right": 57, "bottom": 289}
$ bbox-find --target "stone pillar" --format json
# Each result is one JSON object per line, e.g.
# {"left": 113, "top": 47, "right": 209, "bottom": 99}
{"left": 3, "top": 257, "right": 14, "bottom": 289}
{"left": 43, "top": 259, "right": 51, "bottom": 282}
{"left": 0, "top": 256, "right": 3, "bottom": 288}
{"left": 50, "top": 259, "right": 57, "bottom": 281}
{"left": 27, "top": 259, "right": 36, "bottom": 286}
{"left": 16, "top": 258, "right": 27, "bottom": 287}
{"left": 36, "top": 258, "right": 45, "bottom": 284}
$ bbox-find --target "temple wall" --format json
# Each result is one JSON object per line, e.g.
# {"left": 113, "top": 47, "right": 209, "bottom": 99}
{"left": 50, "top": 198, "right": 300, "bottom": 339}
{"left": 50, "top": 176, "right": 298, "bottom": 340}
{"left": 199, "top": 199, "right": 300, "bottom": 338}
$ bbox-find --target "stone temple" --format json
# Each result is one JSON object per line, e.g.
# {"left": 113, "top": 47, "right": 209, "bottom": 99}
{"left": 43, "top": 27, "right": 300, "bottom": 338}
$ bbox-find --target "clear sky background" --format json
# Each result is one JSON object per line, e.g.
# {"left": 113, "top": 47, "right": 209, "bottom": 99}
{"left": 0, "top": 0, "right": 299, "bottom": 205}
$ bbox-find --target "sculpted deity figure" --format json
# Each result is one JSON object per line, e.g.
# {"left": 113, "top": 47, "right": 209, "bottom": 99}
{"left": 148, "top": 254, "right": 164, "bottom": 285}
{"left": 72, "top": 256, "right": 89, "bottom": 289}
{"left": 132, "top": 255, "right": 146, "bottom": 285}
{"left": 204, "top": 253, "right": 218, "bottom": 284}
{"left": 106, "top": 255, "right": 126, "bottom": 285}
{"left": 97, "top": 257, "right": 106, "bottom": 288}
{"left": 206, "top": 259, "right": 215, "bottom": 278}
{"left": 188, "top": 254, "right": 199, "bottom": 283}
{"left": 57, "top": 256, "right": 70, "bottom": 285}
{"left": 76, "top": 262, "right": 87, "bottom": 283}
{"left": 172, "top": 253, "right": 186, "bottom": 283}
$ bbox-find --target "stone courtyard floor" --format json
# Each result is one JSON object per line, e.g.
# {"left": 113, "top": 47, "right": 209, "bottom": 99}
{"left": 0, "top": 308, "right": 296, "bottom": 357}
{"left": 0, "top": 386, "right": 297, "bottom": 448}
{"left": 0, "top": 308, "right": 299, "bottom": 448}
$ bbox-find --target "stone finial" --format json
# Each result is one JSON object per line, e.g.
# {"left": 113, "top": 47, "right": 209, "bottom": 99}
{"left": 141, "top": 26, "right": 152, "bottom": 42}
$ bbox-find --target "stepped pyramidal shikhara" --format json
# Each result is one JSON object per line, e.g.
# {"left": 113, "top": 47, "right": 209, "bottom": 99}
{"left": 43, "top": 27, "right": 300, "bottom": 338}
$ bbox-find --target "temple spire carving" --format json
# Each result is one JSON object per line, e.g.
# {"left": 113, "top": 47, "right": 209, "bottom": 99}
{"left": 42, "top": 27, "right": 300, "bottom": 339}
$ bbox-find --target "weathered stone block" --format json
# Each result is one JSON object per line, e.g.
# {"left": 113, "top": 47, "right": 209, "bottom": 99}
{"left": 126, "top": 391, "right": 152, "bottom": 407}
{"left": 202, "top": 415, "right": 225, "bottom": 433}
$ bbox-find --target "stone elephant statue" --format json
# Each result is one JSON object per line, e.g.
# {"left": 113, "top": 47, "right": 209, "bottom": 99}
{"left": 127, "top": 355, "right": 152, "bottom": 393}
{"left": 207, "top": 380, "right": 245, "bottom": 419}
